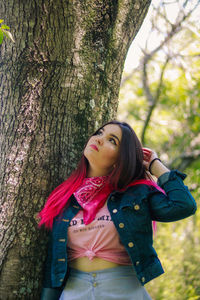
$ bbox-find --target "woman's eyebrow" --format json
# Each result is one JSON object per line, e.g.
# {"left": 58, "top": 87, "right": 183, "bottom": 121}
{"left": 102, "top": 127, "right": 120, "bottom": 144}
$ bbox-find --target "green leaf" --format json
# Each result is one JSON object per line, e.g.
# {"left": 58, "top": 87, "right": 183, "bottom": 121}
{"left": 0, "top": 30, "right": 3, "bottom": 44}
{"left": 1, "top": 25, "right": 10, "bottom": 30}
{"left": 0, "top": 19, "right": 4, "bottom": 24}
{"left": 2, "top": 29, "right": 15, "bottom": 42}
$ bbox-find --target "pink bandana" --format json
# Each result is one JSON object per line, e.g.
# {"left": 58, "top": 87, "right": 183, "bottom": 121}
{"left": 73, "top": 177, "right": 165, "bottom": 226}
{"left": 73, "top": 176, "right": 112, "bottom": 225}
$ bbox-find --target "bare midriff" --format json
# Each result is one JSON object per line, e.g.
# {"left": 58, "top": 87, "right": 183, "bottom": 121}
{"left": 69, "top": 257, "right": 123, "bottom": 272}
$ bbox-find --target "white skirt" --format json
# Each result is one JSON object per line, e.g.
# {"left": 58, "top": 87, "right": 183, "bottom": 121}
{"left": 59, "top": 266, "right": 152, "bottom": 300}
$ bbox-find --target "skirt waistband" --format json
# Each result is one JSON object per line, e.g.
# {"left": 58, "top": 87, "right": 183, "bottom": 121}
{"left": 69, "top": 265, "right": 136, "bottom": 281}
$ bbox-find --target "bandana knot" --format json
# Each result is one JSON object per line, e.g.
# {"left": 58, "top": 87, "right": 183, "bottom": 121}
{"left": 73, "top": 176, "right": 111, "bottom": 224}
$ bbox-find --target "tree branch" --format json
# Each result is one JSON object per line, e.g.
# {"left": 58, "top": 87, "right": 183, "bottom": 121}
{"left": 141, "top": 57, "right": 170, "bottom": 145}
{"left": 169, "top": 150, "right": 200, "bottom": 171}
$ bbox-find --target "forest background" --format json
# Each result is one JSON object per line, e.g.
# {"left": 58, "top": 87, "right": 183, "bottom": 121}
{"left": 0, "top": 0, "right": 199, "bottom": 299}
{"left": 118, "top": 1, "right": 200, "bottom": 299}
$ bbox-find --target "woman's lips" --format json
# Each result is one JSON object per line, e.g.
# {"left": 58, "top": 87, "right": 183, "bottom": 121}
{"left": 90, "top": 144, "right": 99, "bottom": 151}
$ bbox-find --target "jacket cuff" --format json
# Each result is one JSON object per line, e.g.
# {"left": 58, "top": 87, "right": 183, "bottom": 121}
{"left": 40, "top": 287, "right": 62, "bottom": 300}
{"left": 157, "top": 170, "right": 187, "bottom": 187}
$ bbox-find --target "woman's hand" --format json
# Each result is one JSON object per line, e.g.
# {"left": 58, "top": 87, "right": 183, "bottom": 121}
{"left": 142, "top": 148, "right": 157, "bottom": 169}
{"left": 142, "top": 147, "right": 170, "bottom": 178}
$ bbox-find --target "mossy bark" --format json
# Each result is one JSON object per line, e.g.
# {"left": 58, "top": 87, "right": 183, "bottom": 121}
{"left": 0, "top": 0, "right": 151, "bottom": 298}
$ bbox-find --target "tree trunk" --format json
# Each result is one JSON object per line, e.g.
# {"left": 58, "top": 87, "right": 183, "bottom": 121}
{"left": 0, "top": 0, "right": 151, "bottom": 298}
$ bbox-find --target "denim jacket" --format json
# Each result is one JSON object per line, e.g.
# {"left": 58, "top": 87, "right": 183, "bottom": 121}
{"left": 41, "top": 170, "right": 197, "bottom": 300}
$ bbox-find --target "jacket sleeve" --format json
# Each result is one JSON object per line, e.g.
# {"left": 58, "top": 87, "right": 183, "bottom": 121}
{"left": 40, "top": 287, "right": 62, "bottom": 300}
{"left": 40, "top": 232, "right": 63, "bottom": 300}
{"left": 149, "top": 170, "right": 197, "bottom": 222}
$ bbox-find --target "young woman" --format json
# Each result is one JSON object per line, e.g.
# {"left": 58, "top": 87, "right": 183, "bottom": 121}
{"left": 39, "top": 120, "right": 197, "bottom": 300}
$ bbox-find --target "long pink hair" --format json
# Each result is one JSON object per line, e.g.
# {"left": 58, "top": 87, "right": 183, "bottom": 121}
{"left": 39, "top": 156, "right": 87, "bottom": 228}
{"left": 39, "top": 121, "right": 164, "bottom": 230}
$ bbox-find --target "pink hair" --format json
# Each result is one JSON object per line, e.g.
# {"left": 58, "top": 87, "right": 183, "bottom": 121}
{"left": 39, "top": 159, "right": 164, "bottom": 233}
{"left": 38, "top": 156, "right": 87, "bottom": 229}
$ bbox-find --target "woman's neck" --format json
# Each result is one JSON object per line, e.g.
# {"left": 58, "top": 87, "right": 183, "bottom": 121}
{"left": 87, "top": 167, "right": 111, "bottom": 178}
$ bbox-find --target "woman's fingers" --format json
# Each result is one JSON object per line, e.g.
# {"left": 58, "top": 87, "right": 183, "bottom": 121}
{"left": 142, "top": 148, "right": 152, "bottom": 162}
{"left": 142, "top": 148, "right": 159, "bottom": 172}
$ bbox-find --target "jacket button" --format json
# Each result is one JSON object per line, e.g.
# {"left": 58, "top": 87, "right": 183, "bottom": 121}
{"left": 141, "top": 277, "right": 145, "bottom": 283}
{"left": 58, "top": 258, "right": 65, "bottom": 262}
{"left": 73, "top": 205, "right": 79, "bottom": 209}
{"left": 128, "top": 242, "right": 134, "bottom": 247}
{"left": 110, "top": 196, "right": 115, "bottom": 201}
{"left": 60, "top": 279, "right": 63, "bottom": 282}
{"left": 134, "top": 204, "right": 140, "bottom": 210}
{"left": 62, "top": 219, "right": 70, "bottom": 222}
{"left": 119, "top": 223, "right": 124, "bottom": 228}
{"left": 59, "top": 239, "right": 66, "bottom": 242}
{"left": 136, "top": 261, "right": 140, "bottom": 266}
{"left": 112, "top": 209, "right": 118, "bottom": 213}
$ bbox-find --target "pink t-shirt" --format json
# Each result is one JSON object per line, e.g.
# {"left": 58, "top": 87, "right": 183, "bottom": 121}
{"left": 67, "top": 204, "right": 132, "bottom": 265}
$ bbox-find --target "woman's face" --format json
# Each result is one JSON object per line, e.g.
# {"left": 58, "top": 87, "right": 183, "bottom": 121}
{"left": 84, "top": 124, "right": 122, "bottom": 177}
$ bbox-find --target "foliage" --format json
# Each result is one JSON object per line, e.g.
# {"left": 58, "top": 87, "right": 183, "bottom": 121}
{"left": 118, "top": 0, "right": 200, "bottom": 298}
{"left": 119, "top": 61, "right": 200, "bottom": 300}
{"left": 0, "top": 19, "right": 14, "bottom": 45}
{"left": 145, "top": 167, "right": 200, "bottom": 300}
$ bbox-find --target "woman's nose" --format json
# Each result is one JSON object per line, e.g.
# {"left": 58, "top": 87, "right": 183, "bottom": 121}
{"left": 95, "top": 136, "right": 103, "bottom": 145}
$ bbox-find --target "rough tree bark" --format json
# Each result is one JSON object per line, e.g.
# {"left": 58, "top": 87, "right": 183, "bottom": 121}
{"left": 0, "top": 0, "right": 151, "bottom": 299}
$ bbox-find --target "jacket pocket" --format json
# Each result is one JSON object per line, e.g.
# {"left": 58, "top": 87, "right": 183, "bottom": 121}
{"left": 120, "top": 196, "right": 151, "bottom": 232}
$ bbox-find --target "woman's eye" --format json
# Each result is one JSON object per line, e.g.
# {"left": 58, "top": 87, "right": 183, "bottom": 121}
{"left": 109, "top": 138, "right": 117, "bottom": 145}
{"left": 93, "top": 129, "right": 103, "bottom": 136}
{"left": 97, "top": 130, "right": 103, "bottom": 135}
